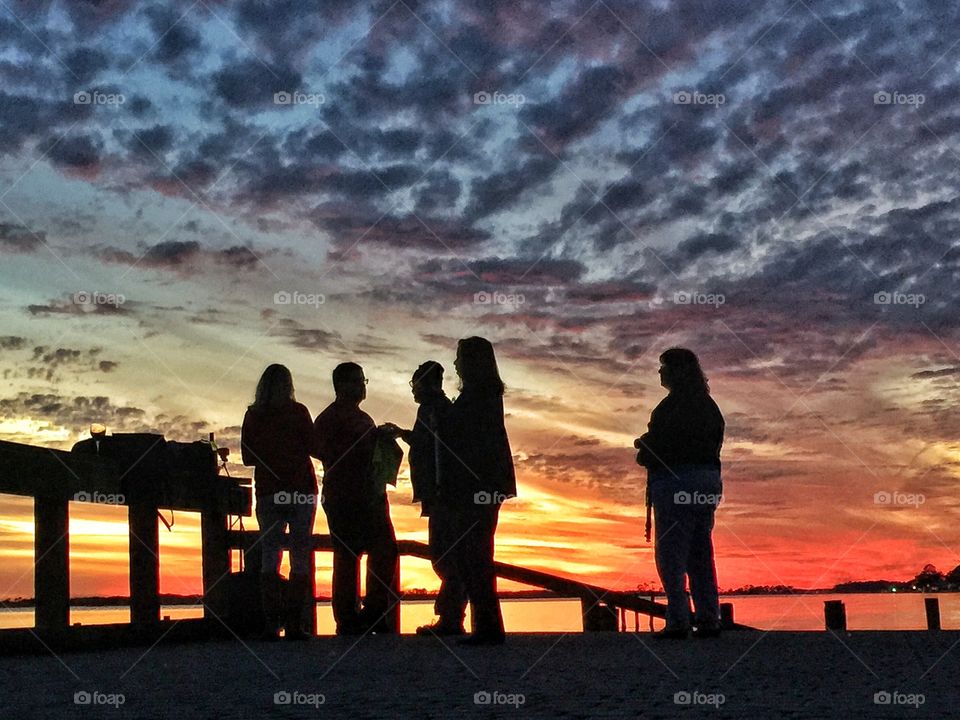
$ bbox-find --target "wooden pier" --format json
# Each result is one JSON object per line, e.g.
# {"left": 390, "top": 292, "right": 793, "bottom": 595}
{"left": 0, "top": 437, "right": 750, "bottom": 656}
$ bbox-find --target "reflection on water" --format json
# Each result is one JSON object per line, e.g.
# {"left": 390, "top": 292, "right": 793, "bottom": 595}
{"left": 1, "top": 594, "right": 958, "bottom": 632}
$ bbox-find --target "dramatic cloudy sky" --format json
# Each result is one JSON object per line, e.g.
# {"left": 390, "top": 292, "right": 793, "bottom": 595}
{"left": 1, "top": 0, "right": 960, "bottom": 605}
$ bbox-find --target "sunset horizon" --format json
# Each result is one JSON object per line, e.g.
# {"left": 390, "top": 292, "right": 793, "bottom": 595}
{"left": 1, "top": 0, "right": 959, "bottom": 610}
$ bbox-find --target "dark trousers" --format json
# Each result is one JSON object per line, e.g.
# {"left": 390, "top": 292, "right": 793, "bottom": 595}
{"left": 453, "top": 503, "right": 504, "bottom": 638}
{"left": 427, "top": 504, "right": 467, "bottom": 623}
{"left": 649, "top": 466, "right": 721, "bottom": 629}
{"left": 324, "top": 498, "right": 399, "bottom": 629}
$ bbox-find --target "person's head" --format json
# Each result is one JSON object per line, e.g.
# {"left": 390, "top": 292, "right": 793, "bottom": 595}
{"left": 658, "top": 348, "right": 709, "bottom": 394}
{"left": 252, "top": 364, "right": 295, "bottom": 409}
{"left": 410, "top": 361, "right": 444, "bottom": 403}
{"left": 332, "top": 362, "right": 366, "bottom": 404}
{"left": 454, "top": 337, "right": 504, "bottom": 396}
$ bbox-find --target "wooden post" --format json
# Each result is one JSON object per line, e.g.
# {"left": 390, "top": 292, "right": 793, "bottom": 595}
{"left": 925, "top": 597, "right": 941, "bottom": 630}
{"left": 720, "top": 602, "right": 735, "bottom": 630}
{"left": 129, "top": 501, "right": 160, "bottom": 625}
{"left": 581, "top": 599, "right": 618, "bottom": 631}
{"left": 34, "top": 496, "right": 69, "bottom": 630}
{"left": 388, "top": 554, "right": 401, "bottom": 633}
{"left": 824, "top": 600, "right": 846, "bottom": 631}
{"left": 307, "top": 544, "right": 318, "bottom": 636}
{"left": 201, "top": 510, "right": 230, "bottom": 624}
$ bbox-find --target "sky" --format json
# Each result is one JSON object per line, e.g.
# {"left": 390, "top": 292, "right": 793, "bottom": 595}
{"left": 1, "top": 0, "right": 960, "bottom": 601}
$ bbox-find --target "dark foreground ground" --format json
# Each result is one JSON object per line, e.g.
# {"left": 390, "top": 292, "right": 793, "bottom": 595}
{"left": 0, "top": 630, "right": 957, "bottom": 719}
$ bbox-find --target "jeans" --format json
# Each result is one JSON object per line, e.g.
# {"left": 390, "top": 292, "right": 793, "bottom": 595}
{"left": 649, "top": 465, "right": 721, "bottom": 629}
{"left": 256, "top": 492, "right": 318, "bottom": 575}
{"left": 427, "top": 503, "right": 467, "bottom": 623}
{"left": 453, "top": 503, "right": 504, "bottom": 638}
{"left": 323, "top": 498, "right": 399, "bottom": 629}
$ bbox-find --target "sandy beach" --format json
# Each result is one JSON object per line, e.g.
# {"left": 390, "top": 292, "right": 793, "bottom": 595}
{"left": 1, "top": 630, "right": 957, "bottom": 719}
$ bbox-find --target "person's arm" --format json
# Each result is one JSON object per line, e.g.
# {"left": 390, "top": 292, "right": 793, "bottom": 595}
{"left": 240, "top": 410, "right": 257, "bottom": 467}
{"left": 636, "top": 402, "right": 667, "bottom": 467}
{"left": 312, "top": 414, "right": 328, "bottom": 464}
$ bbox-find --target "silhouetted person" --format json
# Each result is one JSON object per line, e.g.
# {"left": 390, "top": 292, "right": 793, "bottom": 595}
{"left": 389, "top": 361, "right": 466, "bottom": 635}
{"left": 439, "top": 337, "right": 516, "bottom": 645}
{"left": 241, "top": 364, "right": 317, "bottom": 641}
{"left": 636, "top": 348, "right": 724, "bottom": 639}
{"left": 314, "top": 362, "right": 399, "bottom": 635}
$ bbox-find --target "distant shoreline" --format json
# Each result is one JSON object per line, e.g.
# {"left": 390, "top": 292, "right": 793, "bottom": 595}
{"left": 1, "top": 587, "right": 955, "bottom": 607}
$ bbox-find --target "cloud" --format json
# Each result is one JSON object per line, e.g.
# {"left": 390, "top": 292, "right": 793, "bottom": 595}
{"left": 0, "top": 223, "right": 44, "bottom": 253}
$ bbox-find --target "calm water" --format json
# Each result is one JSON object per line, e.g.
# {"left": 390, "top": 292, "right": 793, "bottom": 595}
{"left": 1, "top": 594, "right": 958, "bottom": 632}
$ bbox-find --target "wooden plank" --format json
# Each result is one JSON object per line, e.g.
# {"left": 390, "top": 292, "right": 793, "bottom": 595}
{"left": 34, "top": 496, "right": 69, "bottom": 630}
{"left": 128, "top": 502, "right": 160, "bottom": 625}
{"left": 201, "top": 511, "right": 230, "bottom": 623}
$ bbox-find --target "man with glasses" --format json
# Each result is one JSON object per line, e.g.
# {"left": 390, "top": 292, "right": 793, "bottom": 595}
{"left": 314, "top": 362, "right": 399, "bottom": 635}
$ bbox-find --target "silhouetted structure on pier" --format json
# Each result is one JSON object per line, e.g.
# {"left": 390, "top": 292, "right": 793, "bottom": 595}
{"left": 0, "top": 438, "right": 750, "bottom": 655}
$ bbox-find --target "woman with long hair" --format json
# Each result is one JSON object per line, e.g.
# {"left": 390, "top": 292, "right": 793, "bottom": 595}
{"left": 241, "top": 363, "right": 318, "bottom": 641}
{"left": 439, "top": 337, "right": 516, "bottom": 645}
{"left": 636, "top": 348, "right": 725, "bottom": 639}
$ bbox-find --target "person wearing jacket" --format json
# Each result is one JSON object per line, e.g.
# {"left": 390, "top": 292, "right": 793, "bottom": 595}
{"left": 636, "top": 348, "right": 724, "bottom": 639}
{"left": 390, "top": 361, "right": 465, "bottom": 635}
{"left": 314, "top": 362, "right": 399, "bottom": 635}
{"left": 439, "top": 337, "right": 516, "bottom": 646}
{"left": 240, "top": 364, "right": 318, "bottom": 641}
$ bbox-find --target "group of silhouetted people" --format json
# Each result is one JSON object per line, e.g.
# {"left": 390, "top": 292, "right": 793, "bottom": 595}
{"left": 241, "top": 336, "right": 515, "bottom": 646}
{"left": 241, "top": 341, "right": 723, "bottom": 644}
